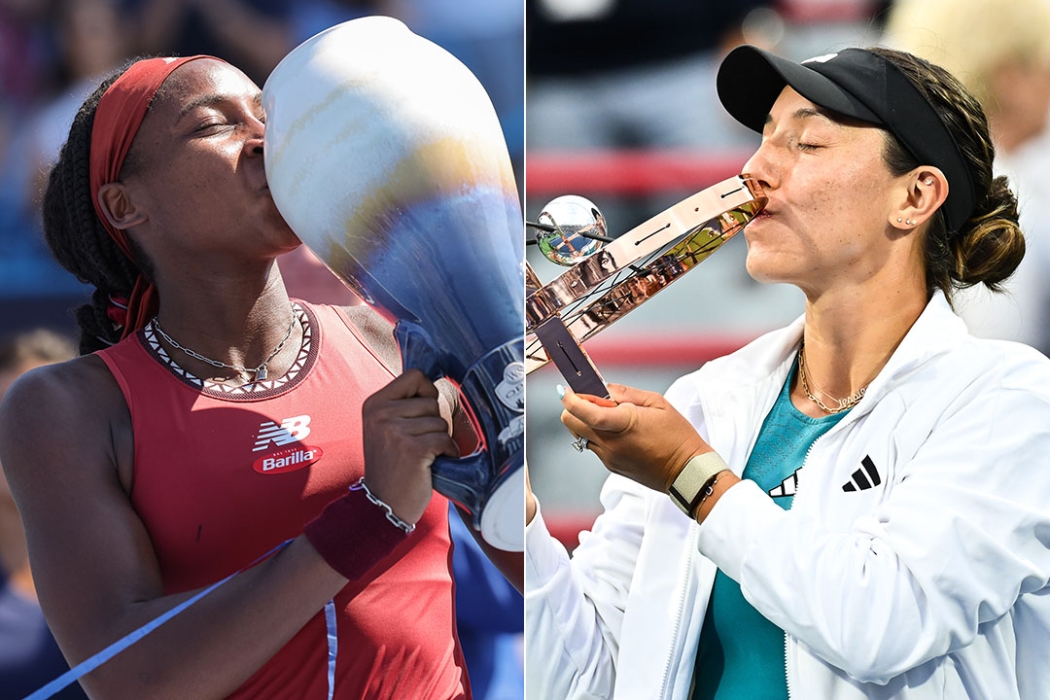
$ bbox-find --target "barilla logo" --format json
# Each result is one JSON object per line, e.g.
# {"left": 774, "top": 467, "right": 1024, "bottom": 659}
{"left": 253, "top": 445, "right": 323, "bottom": 474}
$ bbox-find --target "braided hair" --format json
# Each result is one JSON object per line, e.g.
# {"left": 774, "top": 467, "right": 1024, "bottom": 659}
{"left": 42, "top": 63, "right": 156, "bottom": 355}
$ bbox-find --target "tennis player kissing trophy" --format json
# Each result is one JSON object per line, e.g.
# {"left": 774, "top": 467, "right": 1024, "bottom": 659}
{"left": 262, "top": 17, "right": 524, "bottom": 551}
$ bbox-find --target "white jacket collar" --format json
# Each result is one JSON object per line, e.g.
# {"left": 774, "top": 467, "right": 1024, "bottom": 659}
{"left": 700, "top": 291, "right": 968, "bottom": 416}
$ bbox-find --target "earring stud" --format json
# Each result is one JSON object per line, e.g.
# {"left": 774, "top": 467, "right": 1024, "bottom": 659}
{"left": 897, "top": 217, "right": 903, "bottom": 223}
{"left": 906, "top": 219, "right": 914, "bottom": 225}
{"left": 924, "top": 178, "right": 933, "bottom": 185}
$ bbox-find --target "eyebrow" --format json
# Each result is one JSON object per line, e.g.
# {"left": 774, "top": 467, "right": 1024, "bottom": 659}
{"left": 178, "top": 91, "right": 264, "bottom": 120}
{"left": 764, "top": 106, "right": 839, "bottom": 127}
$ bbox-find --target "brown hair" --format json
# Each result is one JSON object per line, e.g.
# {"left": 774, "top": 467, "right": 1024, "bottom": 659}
{"left": 871, "top": 47, "right": 1025, "bottom": 301}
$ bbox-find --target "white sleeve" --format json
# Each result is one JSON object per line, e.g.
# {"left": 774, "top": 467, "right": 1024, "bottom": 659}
{"left": 697, "top": 379, "right": 1050, "bottom": 685}
{"left": 524, "top": 474, "right": 650, "bottom": 700}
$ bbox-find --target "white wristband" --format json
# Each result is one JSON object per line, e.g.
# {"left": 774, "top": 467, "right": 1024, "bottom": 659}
{"left": 668, "top": 452, "right": 729, "bottom": 517}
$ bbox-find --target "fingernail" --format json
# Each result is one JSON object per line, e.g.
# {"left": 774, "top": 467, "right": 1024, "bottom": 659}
{"left": 555, "top": 384, "right": 566, "bottom": 399}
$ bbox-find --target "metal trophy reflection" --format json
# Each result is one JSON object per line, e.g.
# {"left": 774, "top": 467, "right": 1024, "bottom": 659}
{"left": 526, "top": 176, "right": 768, "bottom": 396}
{"left": 262, "top": 17, "right": 524, "bottom": 551}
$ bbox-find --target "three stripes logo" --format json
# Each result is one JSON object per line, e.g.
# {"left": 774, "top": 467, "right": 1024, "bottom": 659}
{"left": 842, "top": 455, "right": 881, "bottom": 492}
{"left": 768, "top": 470, "right": 799, "bottom": 498}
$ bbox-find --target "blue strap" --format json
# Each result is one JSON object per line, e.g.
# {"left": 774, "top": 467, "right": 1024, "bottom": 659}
{"left": 324, "top": 599, "right": 338, "bottom": 700}
{"left": 23, "top": 539, "right": 293, "bottom": 700}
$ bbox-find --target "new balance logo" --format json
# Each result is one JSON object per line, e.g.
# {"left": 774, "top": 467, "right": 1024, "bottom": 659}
{"left": 842, "top": 456, "right": 881, "bottom": 492}
{"left": 253, "top": 415, "right": 312, "bottom": 452}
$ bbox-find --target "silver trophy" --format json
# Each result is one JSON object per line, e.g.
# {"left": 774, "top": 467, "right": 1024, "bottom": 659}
{"left": 526, "top": 176, "right": 767, "bottom": 394}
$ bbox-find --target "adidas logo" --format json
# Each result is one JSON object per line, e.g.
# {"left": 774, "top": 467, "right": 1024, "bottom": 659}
{"left": 842, "top": 456, "right": 881, "bottom": 492}
{"left": 253, "top": 415, "right": 312, "bottom": 452}
{"left": 768, "top": 470, "right": 799, "bottom": 498}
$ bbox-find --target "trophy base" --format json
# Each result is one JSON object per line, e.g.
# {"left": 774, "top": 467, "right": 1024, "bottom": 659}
{"left": 479, "top": 463, "right": 525, "bottom": 552}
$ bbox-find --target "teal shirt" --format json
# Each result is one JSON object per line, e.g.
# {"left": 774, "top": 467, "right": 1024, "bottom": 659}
{"left": 691, "top": 363, "right": 848, "bottom": 700}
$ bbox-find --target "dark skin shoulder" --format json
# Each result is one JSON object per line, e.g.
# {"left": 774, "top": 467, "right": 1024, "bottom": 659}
{"left": 0, "top": 355, "right": 347, "bottom": 699}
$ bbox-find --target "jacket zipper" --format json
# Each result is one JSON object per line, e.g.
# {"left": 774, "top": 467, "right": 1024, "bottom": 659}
{"left": 783, "top": 437, "right": 820, "bottom": 700}
{"left": 782, "top": 404, "right": 866, "bottom": 699}
{"left": 658, "top": 520, "right": 697, "bottom": 700}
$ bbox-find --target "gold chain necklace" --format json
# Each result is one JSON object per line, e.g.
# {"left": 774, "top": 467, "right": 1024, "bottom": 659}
{"left": 153, "top": 307, "right": 297, "bottom": 382}
{"left": 797, "top": 342, "right": 867, "bottom": 415}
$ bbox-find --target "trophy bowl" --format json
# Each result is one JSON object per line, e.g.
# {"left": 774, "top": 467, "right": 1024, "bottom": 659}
{"left": 262, "top": 17, "right": 525, "bottom": 551}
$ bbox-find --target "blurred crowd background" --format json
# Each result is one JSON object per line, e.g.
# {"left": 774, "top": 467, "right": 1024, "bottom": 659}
{"left": 525, "top": 0, "right": 1050, "bottom": 546}
{"left": 5, "top": 0, "right": 1050, "bottom": 695}
{"left": 0, "top": 0, "right": 523, "bottom": 697}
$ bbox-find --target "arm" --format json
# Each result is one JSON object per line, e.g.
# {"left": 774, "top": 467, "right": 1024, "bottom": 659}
{"left": 559, "top": 383, "right": 740, "bottom": 509}
{"left": 0, "top": 359, "right": 445, "bottom": 699}
{"left": 700, "top": 383, "right": 1050, "bottom": 682}
{"left": 525, "top": 469, "right": 649, "bottom": 700}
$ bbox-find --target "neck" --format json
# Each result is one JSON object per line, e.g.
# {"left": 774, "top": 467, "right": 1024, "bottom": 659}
{"left": 151, "top": 262, "right": 302, "bottom": 383}
{"left": 792, "top": 282, "right": 927, "bottom": 418}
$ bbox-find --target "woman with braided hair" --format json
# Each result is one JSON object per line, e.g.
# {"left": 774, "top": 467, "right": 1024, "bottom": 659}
{"left": 0, "top": 54, "right": 502, "bottom": 699}
{"left": 526, "top": 45, "right": 1050, "bottom": 699}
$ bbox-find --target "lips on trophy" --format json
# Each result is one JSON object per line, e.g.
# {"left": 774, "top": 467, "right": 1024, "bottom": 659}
{"left": 262, "top": 17, "right": 525, "bottom": 551}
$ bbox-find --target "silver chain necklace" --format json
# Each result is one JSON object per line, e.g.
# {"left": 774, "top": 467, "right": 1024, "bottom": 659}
{"left": 152, "top": 308, "right": 297, "bottom": 382}
{"left": 797, "top": 342, "right": 867, "bottom": 415}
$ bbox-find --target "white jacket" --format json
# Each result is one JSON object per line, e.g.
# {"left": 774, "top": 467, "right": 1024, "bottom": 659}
{"left": 525, "top": 293, "right": 1050, "bottom": 699}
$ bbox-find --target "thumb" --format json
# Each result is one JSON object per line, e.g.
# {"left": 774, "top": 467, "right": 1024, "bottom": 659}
{"left": 607, "top": 383, "right": 664, "bottom": 407}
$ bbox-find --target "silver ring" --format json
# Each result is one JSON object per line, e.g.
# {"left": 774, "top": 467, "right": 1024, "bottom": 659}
{"left": 572, "top": 436, "right": 589, "bottom": 452}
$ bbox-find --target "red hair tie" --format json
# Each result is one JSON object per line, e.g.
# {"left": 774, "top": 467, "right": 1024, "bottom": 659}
{"left": 89, "top": 55, "right": 220, "bottom": 340}
{"left": 106, "top": 295, "right": 129, "bottom": 328}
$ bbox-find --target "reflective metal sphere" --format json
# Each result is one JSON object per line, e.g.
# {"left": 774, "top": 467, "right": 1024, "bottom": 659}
{"left": 535, "top": 195, "right": 607, "bottom": 266}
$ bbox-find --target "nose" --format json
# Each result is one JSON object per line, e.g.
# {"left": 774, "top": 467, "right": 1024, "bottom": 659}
{"left": 244, "top": 116, "right": 265, "bottom": 157}
{"left": 245, "top": 136, "right": 264, "bottom": 157}
{"left": 741, "top": 142, "right": 775, "bottom": 192}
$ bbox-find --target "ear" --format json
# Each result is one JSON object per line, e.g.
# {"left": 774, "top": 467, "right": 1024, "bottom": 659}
{"left": 97, "top": 182, "right": 148, "bottom": 231}
{"left": 889, "top": 167, "right": 949, "bottom": 231}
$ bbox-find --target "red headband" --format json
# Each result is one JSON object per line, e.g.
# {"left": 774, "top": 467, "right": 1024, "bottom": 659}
{"left": 89, "top": 55, "right": 215, "bottom": 340}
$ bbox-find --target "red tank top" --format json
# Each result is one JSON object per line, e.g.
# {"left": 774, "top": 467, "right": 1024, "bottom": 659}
{"left": 97, "top": 302, "right": 469, "bottom": 699}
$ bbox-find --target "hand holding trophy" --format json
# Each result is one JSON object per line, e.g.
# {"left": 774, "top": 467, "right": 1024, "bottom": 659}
{"left": 262, "top": 17, "right": 524, "bottom": 551}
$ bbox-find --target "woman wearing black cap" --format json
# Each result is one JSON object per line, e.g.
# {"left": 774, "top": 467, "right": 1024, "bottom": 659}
{"left": 525, "top": 45, "right": 1050, "bottom": 699}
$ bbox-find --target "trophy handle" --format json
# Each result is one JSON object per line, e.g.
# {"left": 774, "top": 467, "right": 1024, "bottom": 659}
{"left": 394, "top": 320, "right": 525, "bottom": 551}
{"left": 395, "top": 320, "right": 446, "bottom": 381}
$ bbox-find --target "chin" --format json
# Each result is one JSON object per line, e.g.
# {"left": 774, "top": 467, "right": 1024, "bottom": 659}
{"left": 744, "top": 249, "right": 780, "bottom": 284}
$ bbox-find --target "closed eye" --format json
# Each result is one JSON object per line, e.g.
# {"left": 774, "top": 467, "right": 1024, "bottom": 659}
{"left": 194, "top": 120, "right": 231, "bottom": 133}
